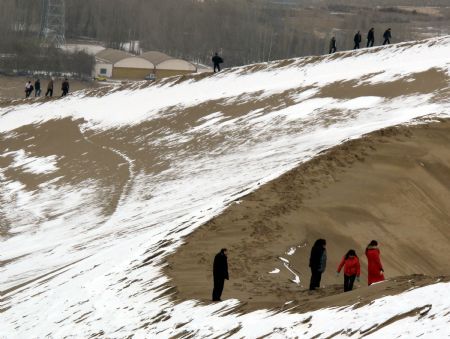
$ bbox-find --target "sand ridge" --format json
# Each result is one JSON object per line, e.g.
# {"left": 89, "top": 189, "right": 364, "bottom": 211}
{"left": 165, "top": 119, "right": 450, "bottom": 312}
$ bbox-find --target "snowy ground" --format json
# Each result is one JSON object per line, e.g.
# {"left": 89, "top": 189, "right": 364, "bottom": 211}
{"left": 1, "top": 37, "right": 450, "bottom": 338}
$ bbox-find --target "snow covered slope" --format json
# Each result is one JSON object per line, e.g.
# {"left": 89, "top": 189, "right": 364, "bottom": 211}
{"left": 1, "top": 37, "right": 450, "bottom": 338}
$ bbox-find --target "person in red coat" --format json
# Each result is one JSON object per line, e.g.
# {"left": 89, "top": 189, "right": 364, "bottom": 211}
{"left": 336, "top": 249, "right": 360, "bottom": 292}
{"left": 365, "top": 240, "right": 385, "bottom": 285}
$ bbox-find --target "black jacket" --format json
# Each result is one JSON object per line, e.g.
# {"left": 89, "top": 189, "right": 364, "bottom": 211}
{"left": 62, "top": 81, "right": 69, "bottom": 91}
{"left": 212, "top": 55, "right": 223, "bottom": 65}
{"left": 354, "top": 33, "right": 362, "bottom": 43}
{"left": 213, "top": 252, "right": 229, "bottom": 280}
{"left": 367, "top": 30, "right": 375, "bottom": 40}
{"left": 383, "top": 30, "right": 391, "bottom": 39}
{"left": 309, "top": 245, "right": 327, "bottom": 272}
{"left": 35, "top": 80, "right": 41, "bottom": 91}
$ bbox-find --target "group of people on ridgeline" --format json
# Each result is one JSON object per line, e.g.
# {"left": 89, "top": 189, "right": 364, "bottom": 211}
{"left": 211, "top": 240, "right": 384, "bottom": 301}
{"left": 330, "top": 28, "right": 392, "bottom": 54}
{"left": 25, "top": 77, "right": 70, "bottom": 98}
{"left": 309, "top": 239, "right": 384, "bottom": 292}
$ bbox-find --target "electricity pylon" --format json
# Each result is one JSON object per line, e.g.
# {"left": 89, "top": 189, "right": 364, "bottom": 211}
{"left": 40, "top": 0, "right": 66, "bottom": 46}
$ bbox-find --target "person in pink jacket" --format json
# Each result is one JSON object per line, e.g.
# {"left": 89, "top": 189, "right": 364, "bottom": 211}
{"left": 336, "top": 249, "right": 361, "bottom": 292}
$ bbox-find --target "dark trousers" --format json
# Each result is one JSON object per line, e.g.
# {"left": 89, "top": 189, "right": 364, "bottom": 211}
{"left": 214, "top": 63, "right": 221, "bottom": 73}
{"left": 354, "top": 42, "right": 360, "bottom": 49}
{"left": 383, "top": 38, "right": 390, "bottom": 45}
{"left": 61, "top": 90, "right": 68, "bottom": 97}
{"left": 45, "top": 89, "right": 53, "bottom": 97}
{"left": 309, "top": 269, "right": 322, "bottom": 290}
{"left": 367, "top": 39, "right": 374, "bottom": 47}
{"left": 329, "top": 47, "right": 336, "bottom": 54}
{"left": 212, "top": 277, "right": 224, "bottom": 301}
{"left": 344, "top": 274, "right": 356, "bottom": 292}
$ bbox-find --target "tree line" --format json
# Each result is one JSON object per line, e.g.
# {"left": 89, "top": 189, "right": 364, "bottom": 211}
{"left": 0, "top": 0, "right": 449, "bottom": 73}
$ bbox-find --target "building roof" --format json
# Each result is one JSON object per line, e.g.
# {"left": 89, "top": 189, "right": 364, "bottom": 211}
{"left": 114, "top": 57, "right": 154, "bottom": 69}
{"left": 140, "top": 51, "right": 172, "bottom": 65}
{"left": 96, "top": 48, "right": 132, "bottom": 64}
{"left": 156, "top": 59, "right": 197, "bottom": 71}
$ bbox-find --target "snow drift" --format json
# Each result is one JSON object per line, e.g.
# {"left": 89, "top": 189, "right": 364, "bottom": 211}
{"left": 1, "top": 37, "right": 450, "bottom": 338}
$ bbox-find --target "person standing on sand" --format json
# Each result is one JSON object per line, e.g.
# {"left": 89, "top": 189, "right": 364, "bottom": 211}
{"left": 383, "top": 28, "right": 392, "bottom": 45}
{"left": 45, "top": 78, "right": 54, "bottom": 97}
{"left": 309, "top": 239, "right": 327, "bottom": 290}
{"left": 212, "top": 248, "right": 229, "bottom": 301}
{"left": 354, "top": 31, "right": 362, "bottom": 49}
{"left": 366, "top": 240, "right": 385, "bottom": 285}
{"left": 25, "top": 81, "right": 32, "bottom": 98}
{"left": 329, "top": 37, "right": 337, "bottom": 54}
{"left": 34, "top": 79, "right": 41, "bottom": 97}
{"left": 61, "top": 78, "right": 69, "bottom": 97}
{"left": 212, "top": 52, "right": 224, "bottom": 73}
{"left": 336, "top": 249, "right": 360, "bottom": 292}
{"left": 367, "top": 28, "right": 375, "bottom": 47}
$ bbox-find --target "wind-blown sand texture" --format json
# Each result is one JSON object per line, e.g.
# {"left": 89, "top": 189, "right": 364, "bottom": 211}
{"left": 166, "top": 119, "right": 450, "bottom": 312}
{"left": 1, "top": 37, "right": 450, "bottom": 337}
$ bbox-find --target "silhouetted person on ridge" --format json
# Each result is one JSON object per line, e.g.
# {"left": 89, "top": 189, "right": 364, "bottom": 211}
{"left": 354, "top": 31, "right": 362, "bottom": 49}
{"left": 309, "top": 239, "right": 327, "bottom": 290}
{"left": 25, "top": 81, "right": 33, "bottom": 98}
{"left": 329, "top": 37, "right": 337, "bottom": 54}
{"left": 45, "top": 78, "right": 54, "bottom": 97}
{"left": 212, "top": 248, "right": 229, "bottom": 301}
{"left": 383, "top": 28, "right": 392, "bottom": 45}
{"left": 61, "top": 78, "right": 69, "bottom": 97}
{"left": 367, "top": 28, "right": 375, "bottom": 47}
{"left": 212, "top": 52, "right": 223, "bottom": 73}
{"left": 34, "top": 79, "right": 41, "bottom": 97}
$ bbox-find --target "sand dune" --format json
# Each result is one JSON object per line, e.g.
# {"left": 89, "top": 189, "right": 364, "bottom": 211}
{"left": 166, "top": 119, "right": 450, "bottom": 311}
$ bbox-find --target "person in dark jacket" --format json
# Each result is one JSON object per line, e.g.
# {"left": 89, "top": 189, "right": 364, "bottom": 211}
{"left": 61, "top": 78, "right": 69, "bottom": 97}
{"left": 329, "top": 37, "right": 337, "bottom": 54}
{"left": 34, "top": 79, "right": 41, "bottom": 97}
{"left": 212, "top": 248, "right": 229, "bottom": 301}
{"left": 45, "top": 78, "right": 54, "bottom": 97}
{"left": 367, "top": 28, "right": 375, "bottom": 47}
{"left": 309, "top": 239, "right": 327, "bottom": 290}
{"left": 383, "top": 28, "right": 392, "bottom": 45}
{"left": 366, "top": 240, "right": 385, "bottom": 285}
{"left": 212, "top": 52, "right": 224, "bottom": 73}
{"left": 353, "top": 31, "right": 362, "bottom": 49}
{"left": 336, "top": 249, "right": 361, "bottom": 292}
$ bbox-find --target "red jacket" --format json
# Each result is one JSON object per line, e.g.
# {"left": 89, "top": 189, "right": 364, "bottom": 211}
{"left": 366, "top": 247, "right": 385, "bottom": 285}
{"left": 337, "top": 256, "right": 360, "bottom": 277}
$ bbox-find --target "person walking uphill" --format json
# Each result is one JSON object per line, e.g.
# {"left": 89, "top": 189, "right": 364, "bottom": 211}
{"left": 34, "top": 79, "right": 41, "bottom": 97}
{"left": 212, "top": 53, "right": 224, "bottom": 73}
{"left": 25, "top": 81, "right": 33, "bottom": 98}
{"left": 336, "top": 249, "right": 360, "bottom": 292}
{"left": 383, "top": 28, "right": 392, "bottom": 45}
{"left": 309, "top": 239, "right": 327, "bottom": 290}
{"left": 354, "top": 31, "right": 362, "bottom": 49}
{"left": 61, "top": 78, "right": 69, "bottom": 97}
{"left": 366, "top": 240, "right": 385, "bottom": 285}
{"left": 367, "top": 28, "right": 375, "bottom": 47}
{"left": 329, "top": 37, "right": 337, "bottom": 54}
{"left": 212, "top": 248, "right": 229, "bottom": 301}
{"left": 45, "top": 78, "right": 54, "bottom": 97}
